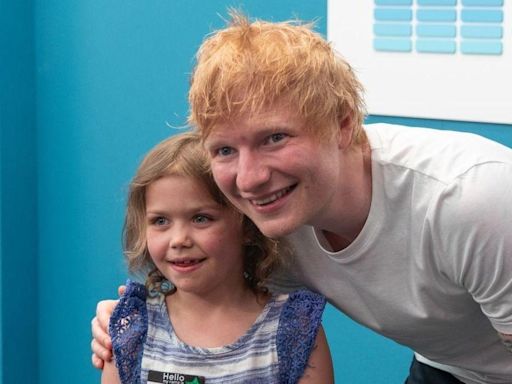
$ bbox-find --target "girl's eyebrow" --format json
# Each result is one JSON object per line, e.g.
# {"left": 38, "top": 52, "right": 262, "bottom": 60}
{"left": 146, "top": 203, "right": 223, "bottom": 215}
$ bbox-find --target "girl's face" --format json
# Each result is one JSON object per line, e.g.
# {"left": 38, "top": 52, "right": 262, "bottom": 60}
{"left": 145, "top": 174, "right": 246, "bottom": 297}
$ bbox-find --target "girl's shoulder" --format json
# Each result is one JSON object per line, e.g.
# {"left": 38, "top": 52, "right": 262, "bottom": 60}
{"left": 109, "top": 280, "right": 148, "bottom": 384}
{"left": 110, "top": 280, "right": 148, "bottom": 330}
{"left": 275, "top": 289, "right": 326, "bottom": 384}
{"left": 275, "top": 289, "right": 326, "bottom": 321}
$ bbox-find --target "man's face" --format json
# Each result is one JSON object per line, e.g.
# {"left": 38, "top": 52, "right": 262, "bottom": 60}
{"left": 203, "top": 104, "right": 343, "bottom": 238}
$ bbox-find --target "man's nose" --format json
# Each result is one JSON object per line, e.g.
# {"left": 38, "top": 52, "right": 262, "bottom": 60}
{"left": 236, "top": 150, "right": 271, "bottom": 192}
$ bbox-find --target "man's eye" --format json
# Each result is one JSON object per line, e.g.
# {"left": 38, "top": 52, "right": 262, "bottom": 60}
{"left": 268, "top": 133, "right": 286, "bottom": 144}
{"left": 217, "top": 147, "right": 234, "bottom": 157}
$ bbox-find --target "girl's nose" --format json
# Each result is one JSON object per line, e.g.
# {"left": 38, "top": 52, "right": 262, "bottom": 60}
{"left": 169, "top": 225, "right": 193, "bottom": 249}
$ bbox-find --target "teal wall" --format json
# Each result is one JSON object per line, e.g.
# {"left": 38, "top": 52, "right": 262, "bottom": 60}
{"left": 1, "top": 1, "right": 511, "bottom": 383}
{"left": 0, "top": 1, "right": 38, "bottom": 383}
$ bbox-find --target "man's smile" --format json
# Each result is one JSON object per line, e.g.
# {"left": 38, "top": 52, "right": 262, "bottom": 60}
{"left": 249, "top": 185, "right": 296, "bottom": 206}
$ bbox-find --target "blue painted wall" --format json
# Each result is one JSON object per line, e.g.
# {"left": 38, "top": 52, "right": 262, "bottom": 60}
{"left": 0, "top": 1, "right": 510, "bottom": 383}
{"left": 0, "top": 0, "right": 38, "bottom": 383}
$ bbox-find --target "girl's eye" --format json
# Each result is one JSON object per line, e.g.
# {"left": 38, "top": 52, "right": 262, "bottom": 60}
{"left": 152, "top": 217, "right": 168, "bottom": 226}
{"left": 193, "top": 215, "right": 211, "bottom": 224}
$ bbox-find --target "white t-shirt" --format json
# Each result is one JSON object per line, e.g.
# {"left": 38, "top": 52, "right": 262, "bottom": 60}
{"left": 277, "top": 123, "right": 512, "bottom": 384}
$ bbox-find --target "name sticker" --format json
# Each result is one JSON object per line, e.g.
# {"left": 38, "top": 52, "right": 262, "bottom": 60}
{"left": 148, "top": 370, "right": 205, "bottom": 384}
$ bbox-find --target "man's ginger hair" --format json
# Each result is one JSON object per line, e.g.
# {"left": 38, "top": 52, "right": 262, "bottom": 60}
{"left": 188, "top": 11, "right": 366, "bottom": 143}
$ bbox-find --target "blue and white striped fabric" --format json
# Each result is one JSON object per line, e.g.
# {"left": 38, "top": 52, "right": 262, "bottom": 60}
{"left": 141, "top": 292, "right": 285, "bottom": 383}
{"left": 110, "top": 281, "right": 325, "bottom": 384}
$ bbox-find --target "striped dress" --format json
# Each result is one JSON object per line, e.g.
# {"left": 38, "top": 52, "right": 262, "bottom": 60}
{"left": 110, "top": 281, "right": 325, "bottom": 384}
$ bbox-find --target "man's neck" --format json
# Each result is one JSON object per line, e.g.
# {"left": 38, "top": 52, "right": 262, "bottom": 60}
{"left": 317, "top": 140, "right": 373, "bottom": 252}
{"left": 321, "top": 230, "right": 354, "bottom": 252}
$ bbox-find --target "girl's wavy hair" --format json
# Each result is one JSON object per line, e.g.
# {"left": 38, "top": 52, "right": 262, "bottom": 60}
{"left": 188, "top": 10, "right": 366, "bottom": 144}
{"left": 123, "top": 131, "right": 281, "bottom": 295}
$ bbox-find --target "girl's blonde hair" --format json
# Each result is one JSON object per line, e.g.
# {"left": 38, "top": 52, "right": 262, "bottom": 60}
{"left": 188, "top": 10, "right": 366, "bottom": 143}
{"left": 123, "top": 132, "right": 280, "bottom": 294}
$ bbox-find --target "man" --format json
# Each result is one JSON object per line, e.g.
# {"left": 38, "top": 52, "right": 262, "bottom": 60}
{"left": 92, "top": 12, "right": 512, "bottom": 383}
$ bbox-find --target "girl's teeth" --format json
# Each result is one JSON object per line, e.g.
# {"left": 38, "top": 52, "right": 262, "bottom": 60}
{"left": 174, "top": 259, "right": 199, "bottom": 265}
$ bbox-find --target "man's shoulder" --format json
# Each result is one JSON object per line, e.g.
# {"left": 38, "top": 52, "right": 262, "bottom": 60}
{"left": 365, "top": 123, "right": 512, "bottom": 183}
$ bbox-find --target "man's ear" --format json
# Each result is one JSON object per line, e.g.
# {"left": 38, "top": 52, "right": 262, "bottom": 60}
{"left": 337, "top": 114, "right": 354, "bottom": 150}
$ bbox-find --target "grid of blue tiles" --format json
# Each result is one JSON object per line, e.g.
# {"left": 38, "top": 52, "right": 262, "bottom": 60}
{"left": 460, "top": 0, "right": 503, "bottom": 54}
{"left": 374, "top": 0, "right": 414, "bottom": 52}
{"left": 416, "top": 0, "right": 457, "bottom": 53}
{"left": 373, "top": 0, "right": 504, "bottom": 55}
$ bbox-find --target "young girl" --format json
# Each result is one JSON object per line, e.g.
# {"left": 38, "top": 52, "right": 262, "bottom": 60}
{"left": 101, "top": 132, "right": 333, "bottom": 384}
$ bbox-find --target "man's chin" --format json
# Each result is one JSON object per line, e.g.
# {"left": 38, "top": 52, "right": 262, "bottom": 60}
{"left": 254, "top": 219, "right": 299, "bottom": 239}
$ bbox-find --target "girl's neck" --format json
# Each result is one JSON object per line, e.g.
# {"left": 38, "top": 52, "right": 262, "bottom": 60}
{"left": 165, "top": 286, "right": 270, "bottom": 348}
{"left": 169, "top": 284, "right": 260, "bottom": 314}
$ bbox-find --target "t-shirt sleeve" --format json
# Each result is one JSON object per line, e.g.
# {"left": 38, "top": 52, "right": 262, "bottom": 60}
{"left": 431, "top": 162, "right": 512, "bottom": 334}
{"left": 109, "top": 280, "right": 148, "bottom": 384}
{"left": 276, "top": 289, "right": 326, "bottom": 383}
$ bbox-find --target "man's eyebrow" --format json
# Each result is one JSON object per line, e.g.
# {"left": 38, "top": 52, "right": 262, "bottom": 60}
{"left": 263, "top": 124, "right": 286, "bottom": 131}
{"left": 253, "top": 122, "right": 293, "bottom": 133}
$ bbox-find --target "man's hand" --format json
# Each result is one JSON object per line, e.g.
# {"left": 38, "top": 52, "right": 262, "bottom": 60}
{"left": 91, "top": 286, "right": 125, "bottom": 369}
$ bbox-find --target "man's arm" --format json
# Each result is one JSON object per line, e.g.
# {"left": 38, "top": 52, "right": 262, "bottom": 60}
{"left": 434, "top": 163, "right": 512, "bottom": 356}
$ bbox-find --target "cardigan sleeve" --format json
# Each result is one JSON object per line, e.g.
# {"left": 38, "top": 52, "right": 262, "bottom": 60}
{"left": 109, "top": 280, "right": 148, "bottom": 384}
{"left": 276, "top": 289, "right": 326, "bottom": 383}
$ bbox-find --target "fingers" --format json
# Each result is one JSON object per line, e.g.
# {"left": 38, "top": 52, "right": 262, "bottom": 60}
{"left": 91, "top": 338, "right": 112, "bottom": 366}
{"left": 91, "top": 315, "right": 112, "bottom": 347}
{"left": 117, "top": 285, "right": 126, "bottom": 297}
{"left": 91, "top": 297, "right": 119, "bottom": 369}
{"left": 95, "top": 299, "right": 118, "bottom": 339}
{"left": 91, "top": 350, "right": 105, "bottom": 370}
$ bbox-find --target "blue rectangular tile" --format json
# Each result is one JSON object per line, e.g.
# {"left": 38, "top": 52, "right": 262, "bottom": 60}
{"left": 417, "top": 9, "right": 457, "bottom": 22}
{"left": 375, "top": 0, "right": 413, "bottom": 5}
{"left": 416, "top": 24, "right": 456, "bottom": 37}
{"left": 418, "top": 0, "right": 456, "bottom": 5}
{"left": 373, "top": 38, "right": 413, "bottom": 52}
{"left": 461, "top": 9, "right": 503, "bottom": 22}
{"left": 374, "top": 23, "right": 413, "bottom": 36}
{"left": 461, "top": 40, "right": 502, "bottom": 54}
{"left": 461, "top": 25, "right": 502, "bottom": 38}
{"left": 416, "top": 39, "right": 456, "bottom": 53}
{"left": 462, "top": 0, "right": 503, "bottom": 6}
{"left": 375, "top": 8, "right": 413, "bottom": 21}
